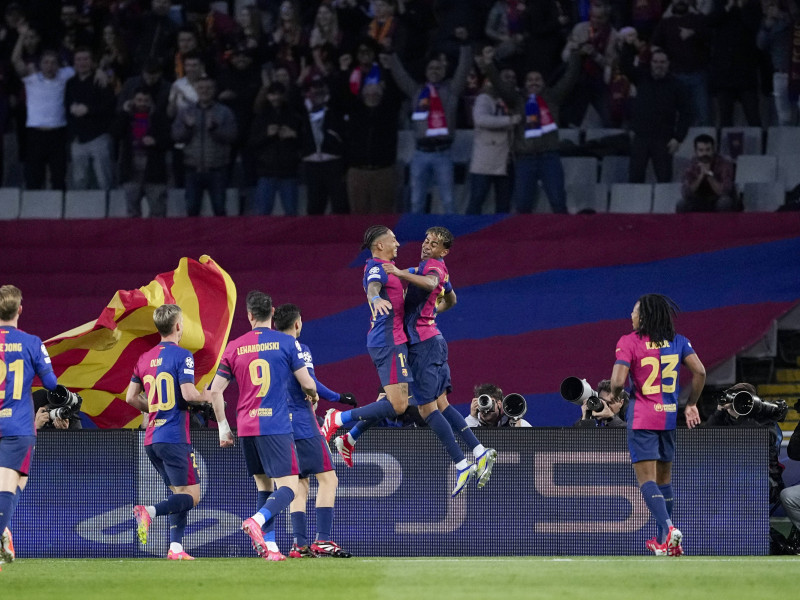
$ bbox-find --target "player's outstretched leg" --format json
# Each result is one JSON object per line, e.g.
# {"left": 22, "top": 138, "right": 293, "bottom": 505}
{"left": 321, "top": 397, "right": 398, "bottom": 442}
{"left": 475, "top": 448, "right": 498, "bottom": 489}
{"left": 334, "top": 434, "right": 355, "bottom": 467}
{"left": 451, "top": 463, "right": 477, "bottom": 498}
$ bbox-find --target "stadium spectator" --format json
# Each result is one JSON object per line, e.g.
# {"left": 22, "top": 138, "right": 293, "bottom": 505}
{"left": 465, "top": 383, "right": 532, "bottom": 427}
{"left": 273, "top": 303, "right": 353, "bottom": 559}
{"left": 707, "top": 0, "right": 763, "bottom": 127}
{"left": 573, "top": 379, "right": 627, "bottom": 428}
{"left": 384, "top": 28, "right": 471, "bottom": 213}
{"left": 677, "top": 133, "right": 736, "bottom": 212}
{"left": 560, "top": 0, "right": 618, "bottom": 127}
{"left": 18, "top": 49, "right": 74, "bottom": 191}
{"left": 467, "top": 66, "right": 521, "bottom": 214}
{"left": 234, "top": 4, "right": 268, "bottom": 64}
{"left": 113, "top": 88, "right": 171, "bottom": 218}
{"left": 756, "top": 0, "right": 797, "bottom": 126}
{"left": 127, "top": 304, "right": 232, "bottom": 561}
{"left": 97, "top": 23, "right": 132, "bottom": 92}
{"left": 520, "top": 0, "right": 566, "bottom": 81}
{"left": 0, "top": 285, "right": 59, "bottom": 567}
{"left": 129, "top": 0, "right": 178, "bottom": 75}
{"left": 172, "top": 27, "right": 207, "bottom": 80}
{"left": 651, "top": 0, "right": 713, "bottom": 126}
{"left": 610, "top": 294, "right": 706, "bottom": 557}
{"left": 336, "top": 56, "right": 403, "bottom": 214}
{"left": 171, "top": 76, "right": 238, "bottom": 216}
{"left": 117, "top": 58, "right": 171, "bottom": 116}
{"left": 623, "top": 48, "right": 692, "bottom": 184}
{"left": 299, "top": 75, "right": 349, "bottom": 215}
{"left": 167, "top": 51, "right": 207, "bottom": 188}
{"left": 208, "top": 290, "right": 318, "bottom": 562}
{"left": 367, "top": 0, "right": 405, "bottom": 54}
{"left": 65, "top": 48, "right": 116, "bottom": 191}
{"left": 249, "top": 82, "right": 304, "bottom": 215}
{"left": 479, "top": 44, "right": 582, "bottom": 214}
{"left": 340, "top": 36, "right": 383, "bottom": 97}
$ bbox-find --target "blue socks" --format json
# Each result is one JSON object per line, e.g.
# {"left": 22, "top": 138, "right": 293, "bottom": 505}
{"left": 257, "top": 486, "right": 295, "bottom": 524}
{"left": 658, "top": 483, "right": 674, "bottom": 542}
{"left": 169, "top": 510, "right": 188, "bottom": 544}
{"left": 442, "top": 405, "right": 481, "bottom": 451}
{"left": 154, "top": 493, "right": 194, "bottom": 517}
{"left": 0, "top": 491, "right": 15, "bottom": 534}
{"left": 341, "top": 397, "right": 397, "bottom": 425}
{"left": 316, "top": 506, "right": 333, "bottom": 541}
{"left": 426, "top": 410, "right": 465, "bottom": 463}
{"left": 291, "top": 511, "right": 308, "bottom": 547}
{"left": 257, "top": 490, "right": 275, "bottom": 540}
{"left": 640, "top": 481, "right": 673, "bottom": 543}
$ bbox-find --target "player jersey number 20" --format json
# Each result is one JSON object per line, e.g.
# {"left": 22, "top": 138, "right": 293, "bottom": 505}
{"left": 0, "top": 359, "right": 23, "bottom": 400}
{"left": 640, "top": 355, "right": 679, "bottom": 395}
{"left": 144, "top": 373, "right": 177, "bottom": 413}
{"left": 248, "top": 358, "right": 271, "bottom": 397}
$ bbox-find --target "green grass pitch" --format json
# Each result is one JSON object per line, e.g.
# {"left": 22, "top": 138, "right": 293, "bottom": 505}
{"left": 2, "top": 557, "right": 798, "bottom": 600}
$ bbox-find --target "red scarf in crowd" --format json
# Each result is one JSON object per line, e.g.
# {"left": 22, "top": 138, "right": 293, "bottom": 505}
{"left": 524, "top": 94, "right": 557, "bottom": 138}
{"left": 412, "top": 84, "right": 448, "bottom": 137}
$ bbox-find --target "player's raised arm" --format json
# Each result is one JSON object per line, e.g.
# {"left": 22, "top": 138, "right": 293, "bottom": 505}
{"left": 382, "top": 262, "right": 439, "bottom": 292}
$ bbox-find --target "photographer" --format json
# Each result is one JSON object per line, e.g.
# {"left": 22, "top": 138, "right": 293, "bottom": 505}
{"left": 573, "top": 379, "right": 628, "bottom": 428}
{"left": 465, "top": 383, "right": 531, "bottom": 428}
{"left": 32, "top": 388, "right": 83, "bottom": 430}
{"left": 779, "top": 409, "right": 800, "bottom": 554}
{"left": 705, "top": 383, "right": 787, "bottom": 507}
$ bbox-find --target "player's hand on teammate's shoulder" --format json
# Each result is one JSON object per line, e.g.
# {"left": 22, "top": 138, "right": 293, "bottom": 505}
{"left": 381, "top": 262, "right": 400, "bottom": 276}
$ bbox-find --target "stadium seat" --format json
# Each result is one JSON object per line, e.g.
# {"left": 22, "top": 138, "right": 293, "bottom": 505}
{"left": 766, "top": 126, "right": 800, "bottom": 156}
{"left": 583, "top": 128, "right": 628, "bottom": 142}
{"left": 568, "top": 183, "right": 609, "bottom": 213}
{"left": 652, "top": 182, "right": 682, "bottom": 213}
{"left": 741, "top": 182, "right": 784, "bottom": 212}
{"left": 64, "top": 190, "right": 107, "bottom": 219}
{"left": 777, "top": 154, "right": 800, "bottom": 191}
{"left": 20, "top": 190, "right": 64, "bottom": 219}
{"left": 558, "top": 128, "right": 581, "bottom": 145}
{"left": 563, "top": 157, "right": 599, "bottom": 212}
{"left": 224, "top": 188, "right": 241, "bottom": 216}
{"left": 599, "top": 155, "right": 630, "bottom": 184}
{"left": 451, "top": 129, "right": 474, "bottom": 166}
{"left": 107, "top": 188, "right": 127, "bottom": 217}
{"left": 734, "top": 155, "right": 777, "bottom": 186}
{"left": 719, "top": 126, "right": 763, "bottom": 158}
{"left": 608, "top": 183, "right": 653, "bottom": 213}
{"left": 0, "top": 187, "right": 20, "bottom": 219}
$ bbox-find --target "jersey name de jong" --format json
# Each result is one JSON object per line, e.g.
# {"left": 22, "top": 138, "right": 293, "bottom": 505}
{"left": 217, "top": 327, "right": 305, "bottom": 436}
{"left": 363, "top": 258, "right": 407, "bottom": 348}
{"left": 132, "top": 341, "right": 195, "bottom": 445}
{"left": 615, "top": 332, "right": 696, "bottom": 430}
{"left": 405, "top": 258, "right": 453, "bottom": 345}
{"left": 0, "top": 326, "right": 54, "bottom": 437}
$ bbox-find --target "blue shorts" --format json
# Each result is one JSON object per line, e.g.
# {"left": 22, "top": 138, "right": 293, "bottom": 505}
{"left": 408, "top": 335, "right": 451, "bottom": 405}
{"left": 241, "top": 433, "right": 299, "bottom": 478}
{"left": 145, "top": 443, "right": 200, "bottom": 487}
{"left": 368, "top": 344, "right": 413, "bottom": 387}
{"left": 295, "top": 435, "right": 335, "bottom": 478}
{"left": 0, "top": 436, "right": 36, "bottom": 476}
{"left": 628, "top": 429, "right": 676, "bottom": 463}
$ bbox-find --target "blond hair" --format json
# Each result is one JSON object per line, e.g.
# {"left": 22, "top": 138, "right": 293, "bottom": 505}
{"left": 153, "top": 304, "right": 182, "bottom": 336}
{"left": 0, "top": 285, "right": 22, "bottom": 321}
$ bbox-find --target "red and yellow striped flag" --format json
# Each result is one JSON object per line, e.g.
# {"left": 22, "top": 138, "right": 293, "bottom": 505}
{"left": 43, "top": 255, "right": 237, "bottom": 428}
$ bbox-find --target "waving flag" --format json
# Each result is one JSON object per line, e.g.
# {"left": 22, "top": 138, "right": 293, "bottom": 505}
{"left": 42, "top": 255, "right": 237, "bottom": 428}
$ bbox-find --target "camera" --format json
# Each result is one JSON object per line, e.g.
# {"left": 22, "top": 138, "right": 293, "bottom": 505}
{"left": 477, "top": 394, "right": 496, "bottom": 414}
{"left": 718, "top": 390, "right": 788, "bottom": 421}
{"left": 502, "top": 393, "right": 527, "bottom": 422}
{"left": 560, "top": 376, "right": 605, "bottom": 413}
{"left": 46, "top": 385, "right": 83, "bottom": 421}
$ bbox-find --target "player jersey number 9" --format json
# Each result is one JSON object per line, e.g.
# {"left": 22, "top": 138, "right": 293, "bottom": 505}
{"left": 144, "top": 372, "right": 176, "bottom": 413}
{"left": 640, "top": 354, "right": 680, "bottom": 395}
{"left": 248, "top": 358, "right": 271, "bottom": 397}
{"left": 0, "top": 359, "right": 24, "bottom": 400}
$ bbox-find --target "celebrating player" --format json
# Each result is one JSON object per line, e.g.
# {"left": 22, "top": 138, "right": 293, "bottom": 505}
{"left": 336, "top": 227, "right": 495, "bottom": 497}
{"left": 0, "top": 285, "right": 58, "bottom": 569}
{"left": 320, "top": 226, "right": 411, "bottom": 450}
{"left": 208, "top": 291, "right": 318, "bottom": 562}
{"left": 274, "top": 303, "right": 353, "bottom": 558}
{"left": 127, "top": 304, "right": 233, "bottom": 561}
{"left": 610, "top": 294, "right": 705, "bottom": 556}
